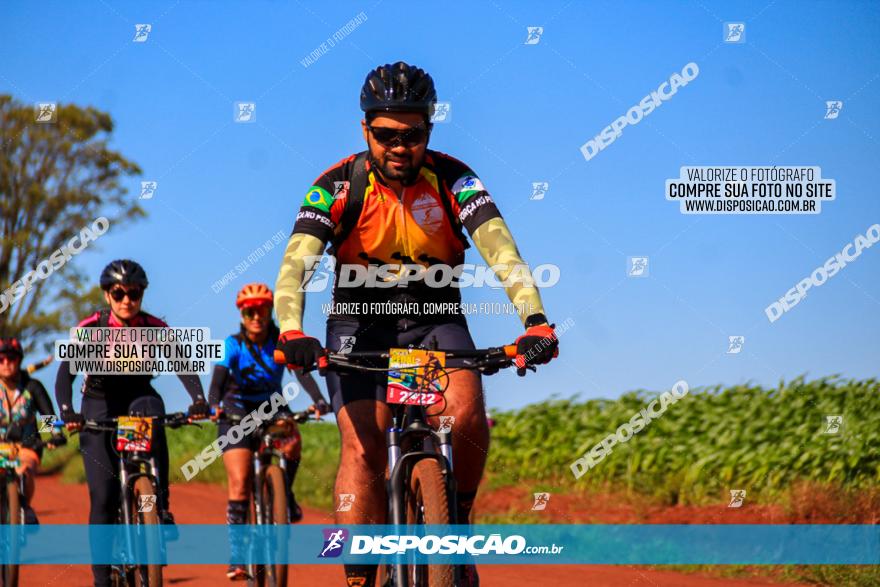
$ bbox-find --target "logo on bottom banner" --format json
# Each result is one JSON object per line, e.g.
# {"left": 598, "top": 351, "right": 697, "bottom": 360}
{"left": 319, "top": 528, "right": 349, "bottom": 558}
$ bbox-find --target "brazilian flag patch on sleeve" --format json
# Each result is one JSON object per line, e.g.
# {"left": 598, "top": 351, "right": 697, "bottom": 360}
{"left": 451, "top": 173, "right": 486, "bottom": 204}
{"left": 302, "top": 186, "right": 334, "bottom": 213}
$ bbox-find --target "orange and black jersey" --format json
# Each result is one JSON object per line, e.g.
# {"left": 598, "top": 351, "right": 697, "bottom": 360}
{"left": 292, "top": 150, "right": 502, "bottom": 270}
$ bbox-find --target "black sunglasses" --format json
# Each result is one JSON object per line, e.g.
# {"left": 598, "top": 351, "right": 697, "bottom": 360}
{"left": 241, "top": 306, "right": 270, "bottom": 319}
{"left": 109, "top": 287, "right": 144, "bottom": 302}
{"left": 367, "top": 125, "right": 429, "bottom": 148}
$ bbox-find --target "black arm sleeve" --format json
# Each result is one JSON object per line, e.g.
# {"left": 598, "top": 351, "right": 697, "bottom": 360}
{"left": 54, "top": 361, "right": 75, "bottom": 413}
{"left": 176, "top": 373, "right": 206, "bottom": 404}
{"left": 294, "top": 371, "right": 328, "bottom": 406}
{"left": 26, "top": 378, "right": 56, "bottom": 417}
{"left": 208, "top": 365, "right": 230, "bottom": 406}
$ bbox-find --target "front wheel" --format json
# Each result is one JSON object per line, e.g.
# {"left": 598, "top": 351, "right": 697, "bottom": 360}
{"left": 261, "top": 465, "right": 288, "bottom": 587}
{"left": 131, "top": 476, "right": 163, "bottom": 587}
{"left": 405, "top": 459, "right": 453, "bottom": 587}
{"left": 1, "top": 478, "right": 22, "bottom": 587}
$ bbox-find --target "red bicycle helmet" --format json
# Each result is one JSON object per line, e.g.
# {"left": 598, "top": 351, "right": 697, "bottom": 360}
{"left": 236, "top": 283, "right": 273, "bottom": 309}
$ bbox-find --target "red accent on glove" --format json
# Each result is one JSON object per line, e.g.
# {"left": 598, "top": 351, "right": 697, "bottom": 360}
{"left": 514, "top": 324, "right": 558, "bottom": 368}
{"left": 279, "top": 330, "right": 307, "bottom": 343}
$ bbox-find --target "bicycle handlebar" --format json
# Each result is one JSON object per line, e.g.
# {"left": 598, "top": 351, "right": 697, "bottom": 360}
{"left": 77, "top": 411, "right": 197, "bottom": 432}
{"left": 218, "top": 410, "right": 314, "bottom": 425}
{"left": 272, "top": 344, "right": 521, "bottom": 375}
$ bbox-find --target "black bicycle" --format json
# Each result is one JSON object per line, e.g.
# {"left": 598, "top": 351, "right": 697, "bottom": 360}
{"left": 276, "top": 342, "right": 522, "bottom": 587}
{"left": 78, "top": 412, "right": 198, "bottom": 587}
{"left": 219, "top": 409, "right": 317, "bottom": 587}
{"left": 0, "top": 429, "right": 66, "bottom": 587}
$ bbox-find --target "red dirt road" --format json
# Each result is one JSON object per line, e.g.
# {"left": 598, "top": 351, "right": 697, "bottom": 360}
{"left": 21, "top": 476, "right": 806, "bottom": 587}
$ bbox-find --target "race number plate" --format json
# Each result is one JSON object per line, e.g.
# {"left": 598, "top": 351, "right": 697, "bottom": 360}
{"left": 0, "top": 442, "right": 19, "bottom": 468}
{"left": 116, "top": 416, "right": 153, "bottom": 452}
{"left": 386, "top": 348, "right": 446, "bottom": 406}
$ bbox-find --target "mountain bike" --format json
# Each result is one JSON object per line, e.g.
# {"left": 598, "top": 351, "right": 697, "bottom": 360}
{"left": 0, "top": 428, "right": 66, "bottom": 587}
{"left": 79, "top": 412, "right": 199, "bottom": 587}
{"left": 219, "top": 409, "right": 316, "bottom": 587}
{"left": 275, "top": 341, "right": 522, "bottom": 587}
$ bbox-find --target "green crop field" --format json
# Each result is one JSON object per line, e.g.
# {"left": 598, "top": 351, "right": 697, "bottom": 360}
{"left": 488, "top": 375, "right": 880, "bottom": 504}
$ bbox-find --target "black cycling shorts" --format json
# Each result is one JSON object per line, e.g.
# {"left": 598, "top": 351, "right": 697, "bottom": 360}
{"left": 324, "top": 319, "right": 476, "bottom": 413}
{"left": 217, "top": 397, "right": 295, "bottom": 453}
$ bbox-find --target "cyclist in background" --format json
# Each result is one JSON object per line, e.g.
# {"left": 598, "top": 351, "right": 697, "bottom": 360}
{"left": 209, "top": 283, "right": 329, "bottom": 581}
{"left": 54, "top": 259, "right": 209, "bottom": 587}
{"left": 0, "top": 336, "right": 63, "bottom": 525}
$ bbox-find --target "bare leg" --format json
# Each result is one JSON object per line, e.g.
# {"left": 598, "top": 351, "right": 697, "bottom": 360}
{"left": 333, "top": 399, "right": 391, "bottom": 524}
{"left": 223, "top": 448, "right": 253, "bottom": 501}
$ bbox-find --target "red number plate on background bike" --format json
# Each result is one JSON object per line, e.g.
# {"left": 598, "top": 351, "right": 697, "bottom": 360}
{"left": 116, "top": 416, "right": 153, "bottom": 452}
{"left": 386, "top": 348, "right": 446, "bottom": 406}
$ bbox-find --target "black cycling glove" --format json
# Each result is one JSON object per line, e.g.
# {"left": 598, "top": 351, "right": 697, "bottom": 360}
{"left": 278, "top": 330, "right": 324, "bottom": 369}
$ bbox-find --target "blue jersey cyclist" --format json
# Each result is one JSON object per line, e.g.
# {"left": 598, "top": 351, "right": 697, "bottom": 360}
{"left": 208, "top": 283, "right": 329, "bottom": 582}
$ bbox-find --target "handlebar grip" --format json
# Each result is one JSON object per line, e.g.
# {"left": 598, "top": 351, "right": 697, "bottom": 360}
{"left": 503, "top": 344, "right": 517, "bottom": 359}
{"left": 274, "top": 348, "right": 328, "bottom": 374}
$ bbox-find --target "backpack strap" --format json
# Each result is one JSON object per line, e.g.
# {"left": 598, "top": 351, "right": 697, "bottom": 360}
{"left": 98, "top": 309, "right": 111, "bottom": 328}
{"left": 329, "top": 151, "right": 370, "bottom": 254}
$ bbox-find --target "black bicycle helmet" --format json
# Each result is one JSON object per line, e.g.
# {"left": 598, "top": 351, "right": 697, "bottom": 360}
{"left": 0, "top": 337, "right": 23, "bottom": 359}
{"left": 360, "top": 62, "right": 437, "bottom": 117}
{"left": 100, "top": 259, "right": 149, "bottom": 290}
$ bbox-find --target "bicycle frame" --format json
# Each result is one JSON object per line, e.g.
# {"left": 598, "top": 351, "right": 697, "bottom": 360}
{"left": 219, "top": 410, "right": 310, "bottom": 587}
{"left": 115, "top": 449, "right": 160, "bottom": 577}
{"left": 80, "top": 412, "right": 192, "bottom": 583}
{"left": 251, "top": 424, "right": 291, "bottom": 527}
{"left": 0, "top": 433, "right": 65, "bottom": 586}
{"left": 387, "top": 402, "right": 457, "bottom": 587}
{"left": 274, "top": 342, "right": 520, "bottom": 587}
{"left": 387, "top": 403, "right": 456, "bottom": 527}
{"left": 117, "top": 451, "right": 159, "bottom": 526}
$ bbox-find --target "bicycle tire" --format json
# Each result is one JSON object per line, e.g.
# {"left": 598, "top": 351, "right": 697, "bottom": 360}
{"left": 262, "top": 465, "right": 288, "bottom": 587}
{"left": 1, "top": 480, "right": 21, "bottom": 587}
{"left": 406, "top": 459, "right": 453, "bottom": 587}
{"left": 248, "top": 486, "right": 265, "bottom": 587}
{"left": 131, "top": 476, "right": 163, "bottom": 587}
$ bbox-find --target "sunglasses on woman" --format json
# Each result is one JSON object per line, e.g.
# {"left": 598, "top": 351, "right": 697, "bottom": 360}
{"left": 241, "top": 306, "right": 270, "bottom": 319}
{"left": 109, "top": 287, "right": 143, "bottom": 302}
{"left": 367, "top": 125, "right": 429, "bottom": 148}
{"left": 0, "top": 354, "right": 19, "bottom": 364}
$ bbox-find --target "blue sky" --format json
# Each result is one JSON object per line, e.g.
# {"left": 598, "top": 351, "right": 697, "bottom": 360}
{"left": 3, "top": 1, "right": 879, "bottom": 413}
